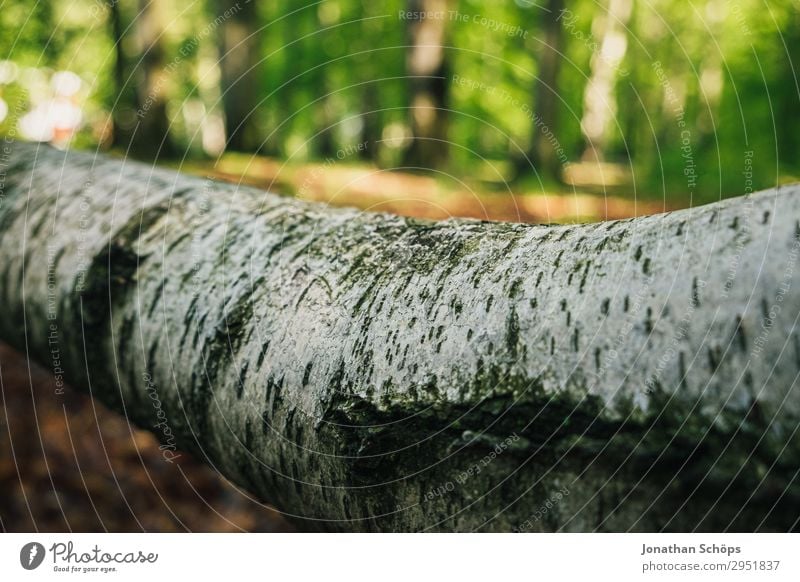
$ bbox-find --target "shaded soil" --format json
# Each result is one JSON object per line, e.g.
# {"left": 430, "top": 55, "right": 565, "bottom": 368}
{"left": 0, "top": 343, "right": 291, "bottom": 532}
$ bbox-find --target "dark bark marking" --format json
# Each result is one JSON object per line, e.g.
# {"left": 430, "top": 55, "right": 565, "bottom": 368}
{"left": 601, "top": 298, "right": 610, "bottom": 316}
{"left": 644, "top": 307, "right": 654, "bottom": 334}
{"left": 734, "top": 315, "right": 748, "bottom": 352}
{"left": 692, "top": 277, "right": 701, "bottom": 307}
{"left": 506, "top": 308, "right": 520, "bottom": 358}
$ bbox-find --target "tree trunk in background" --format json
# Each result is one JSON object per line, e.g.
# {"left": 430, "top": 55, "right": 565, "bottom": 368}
{"left": 579, "top": 0, "right": 633, "bottom": 161}
{"left": 1, "top": 141, "right": 799, "bottom": 532}
{"left": 108, "top": 0, "right": 138, "bottom": 149}
{"left": 775, "top": 12, "right": 800, "bottom": 164}
{"left": 359, "top": 82, "right": 381, "bottom": 161}
{"left": 130, "top": 0, "right": 176, "bottom": 158}
{"left": 217, "top": 0, "right": 260, "bottom": 152}
{"left": 404, "top": 0, "right": 449, "bottom": 169}
{"left": 526, "top": 0, "right": 564, "bottom": 181}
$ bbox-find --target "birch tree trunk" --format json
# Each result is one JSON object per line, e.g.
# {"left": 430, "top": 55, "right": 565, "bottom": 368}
{"left": 0, "top": 141, "right": 798, "bottom": 531}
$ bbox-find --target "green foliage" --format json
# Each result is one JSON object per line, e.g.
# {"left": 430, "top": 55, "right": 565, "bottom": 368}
{"left": 0, "top": 0, "right": 798, "bottom": 204}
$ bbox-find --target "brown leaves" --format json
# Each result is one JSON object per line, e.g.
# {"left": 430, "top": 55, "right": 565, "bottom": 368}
{"left": 0, "top": 343, "right": 291, "bottom": 532}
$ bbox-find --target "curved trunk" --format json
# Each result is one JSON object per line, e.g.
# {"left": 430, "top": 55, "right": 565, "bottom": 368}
{"left": 0, "top": 142, "right": 798, "bottom": 531}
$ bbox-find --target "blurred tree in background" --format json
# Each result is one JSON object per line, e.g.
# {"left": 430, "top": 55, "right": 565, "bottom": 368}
{"left": 216, "top": 0, "right": 260, "bottom": 152}
{"left": 404, "top": 0, "right": 450, "bottom": 169}
{"left": 0, "top": 0, "right": 798, "bottom": 214}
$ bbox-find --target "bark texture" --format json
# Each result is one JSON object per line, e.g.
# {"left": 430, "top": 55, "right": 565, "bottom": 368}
{"left": 1, "top": 141, "right": 799, "bottom": 532}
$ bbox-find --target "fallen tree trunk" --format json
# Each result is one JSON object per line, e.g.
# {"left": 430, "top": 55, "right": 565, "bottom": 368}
{"left": 0, "top": 141, "right": 798, "bottom": 531}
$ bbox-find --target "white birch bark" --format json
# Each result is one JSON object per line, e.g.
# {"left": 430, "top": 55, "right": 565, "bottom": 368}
{"left": 0, "top": 141, "right": 798, "bottom": 531}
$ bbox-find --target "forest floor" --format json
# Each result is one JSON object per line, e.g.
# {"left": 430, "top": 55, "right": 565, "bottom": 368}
{"left": 0, "top": 343, "right": 292, "bottom": 532}
{"left": 180, "top": 155, "right": 679, "bottom": 224}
